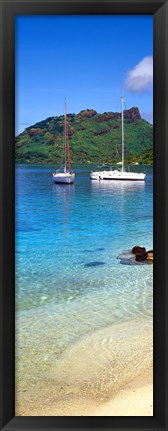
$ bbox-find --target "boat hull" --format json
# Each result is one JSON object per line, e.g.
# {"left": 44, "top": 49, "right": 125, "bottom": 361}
{"left": 53, "top": 173, "right": 75, "bottom": 184}
{"left": 90, "top": 171, "right": 146, "bottom": 181}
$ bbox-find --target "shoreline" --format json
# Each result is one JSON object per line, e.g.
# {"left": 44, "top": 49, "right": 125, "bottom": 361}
{"left": 89, "top": 369, "right": 153, "bottom": 416}
{"left": 16, "top": 367, "right": 153, "bottom": 416}
{"left": 16, "top": 316, "right": 153, "bottom": 416}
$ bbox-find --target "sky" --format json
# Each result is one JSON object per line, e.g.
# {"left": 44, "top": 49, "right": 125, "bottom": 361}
{"left": 15, "top": 15, "right": 153, "bottom": 135}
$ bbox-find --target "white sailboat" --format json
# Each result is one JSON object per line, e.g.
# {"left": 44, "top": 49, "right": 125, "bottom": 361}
{"left": 53, "top": 99, "right": 75, "bottom": 184}
{"left": 90, "top": 96, "right": 146, "bottom": 181}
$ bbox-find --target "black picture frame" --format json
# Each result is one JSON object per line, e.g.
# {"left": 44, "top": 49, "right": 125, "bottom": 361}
{"left": 0, "top": 0, "right": 168, "bottom": 430}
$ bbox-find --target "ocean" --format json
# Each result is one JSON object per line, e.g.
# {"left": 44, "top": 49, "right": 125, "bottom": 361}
{"left": 15, "top": 164, "right": 153, "bottom": 415}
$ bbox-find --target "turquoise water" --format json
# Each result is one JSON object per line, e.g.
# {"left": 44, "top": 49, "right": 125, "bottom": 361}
{"left": 15, "top": 164, "right": 153, "bottom": 415}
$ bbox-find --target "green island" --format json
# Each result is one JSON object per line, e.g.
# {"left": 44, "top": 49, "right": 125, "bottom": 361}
{"left": 15, "top": 107, "right": 153, "bottom": 165}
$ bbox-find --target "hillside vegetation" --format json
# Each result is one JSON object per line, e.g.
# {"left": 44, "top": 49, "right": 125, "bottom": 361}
{"left": 15, "top": 107, "right": 153, "bottom": 164}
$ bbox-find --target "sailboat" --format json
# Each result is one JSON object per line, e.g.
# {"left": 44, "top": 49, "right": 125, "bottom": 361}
{"left": 90, "top": 96, "right": 146, "bottom": 181}
{"left": 52, "top": 99, "right": 75, "bottom": 184}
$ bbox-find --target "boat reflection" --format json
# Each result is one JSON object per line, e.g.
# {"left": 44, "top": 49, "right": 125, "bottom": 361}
{"left": 52, "top": 183, "right": 75, "bottom": 237}
{"left": 90, "top": 179, "right": 145, "bottom": 194}
{"left": 52, "top": 182, "right": 75, "bottom": 196}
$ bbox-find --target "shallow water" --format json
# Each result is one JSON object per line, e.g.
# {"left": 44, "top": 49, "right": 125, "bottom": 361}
{"left": 15, "top": 164, "right": 153, "bottom": 415}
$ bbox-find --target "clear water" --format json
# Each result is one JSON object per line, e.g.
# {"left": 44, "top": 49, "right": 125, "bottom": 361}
{"left": 15, "top": 164, "right": 153, "bottom": 415}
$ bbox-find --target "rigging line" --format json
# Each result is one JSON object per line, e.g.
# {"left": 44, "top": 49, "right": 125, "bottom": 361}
{"left": 124, "top": 101, "right": 127, "bottom": 113}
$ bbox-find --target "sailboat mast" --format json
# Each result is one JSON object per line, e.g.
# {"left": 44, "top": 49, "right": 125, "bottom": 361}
{"left": 65, "top": 101, "right": 71, "bottom": 172}
{"left": 64, "top": 99, "right": 67, "bottom": 172}
{"left": 121, "top": 95, "right": 124, "bottom": 172}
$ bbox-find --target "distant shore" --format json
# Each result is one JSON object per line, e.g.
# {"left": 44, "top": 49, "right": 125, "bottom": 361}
{"left": 15, "top": 161, "right": 153, "bottom": 166}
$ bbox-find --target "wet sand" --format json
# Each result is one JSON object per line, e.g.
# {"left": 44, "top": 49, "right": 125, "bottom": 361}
{"left": 90, "top": 372, "right": 153, "bottom": 416}
{"left": 16, "top": 368, "right": 153, "bottom": 416}
{"left": 16, "top": 313, "right": 153, "bottom": 416}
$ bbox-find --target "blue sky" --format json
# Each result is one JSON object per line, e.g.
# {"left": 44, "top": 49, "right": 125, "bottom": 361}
{"left": 15, "top": 15, "right": 153, "bottom": 135}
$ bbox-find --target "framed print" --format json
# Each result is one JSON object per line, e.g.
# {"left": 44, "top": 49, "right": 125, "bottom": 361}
{"left": 0, "top": 0, "right": 168, "bottom": 430}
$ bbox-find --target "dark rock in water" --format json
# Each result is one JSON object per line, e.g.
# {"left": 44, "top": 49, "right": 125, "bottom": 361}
{"left": 96, "top": 247, "right": 105, "bottom": 251}
{"left": 132, "top": 246, "right": 153, "bottom": 263}
{"left": 118, "top": 248, "right": 152, "bottom": 265}
{"left": 132, "top": 246, "right": 146, "bottom": 254}
{"left": 84, "top": 261, "right": 106, "bottom": 267}
{"left": 135, "top": 252, "right": 147, "bottom": 262}
{"left": 146, "top": 250, "right": 153, "bottom": 263}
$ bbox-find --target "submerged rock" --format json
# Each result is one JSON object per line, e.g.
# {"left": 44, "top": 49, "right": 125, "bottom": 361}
{"left": 118, "top": 247, "right": 153, "bottom": 265}
{"left": 118, "top": 251, "right": 138, "bottom": 265}
{"left": 84, "top": 261, "right": 106, "bottom": 267}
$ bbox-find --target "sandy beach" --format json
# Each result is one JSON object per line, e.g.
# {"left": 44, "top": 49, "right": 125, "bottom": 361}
{"left": 90, "top": 372, "right": 153, "bottom": 416}
{"left": 16, "top": 312, "right": 153, "bottom": 417}
{"left": 16, "top": 368, "right": 153, "bottom": 416}
{"left": 93, "top": 384, "right": 153, "bottom": 416}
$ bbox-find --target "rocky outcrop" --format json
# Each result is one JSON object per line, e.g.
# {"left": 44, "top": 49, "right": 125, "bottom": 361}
{"left": 96, "top": 107, "right": 141, "bottom": 124}
{"left": 135, "top": 252, "right": 147, "bottom": 262}
{"left": 118, "top": 247, "right": 153, "bottom": 265}
{"left": 28, "top": 128, "right": 44, "bottom": 138}
{"left": 77, "top": 109, "right": 97, "bottom": 119}
{"left": 132, "top": 246, "right": 153, "bottom": 263}
{"left": 96, "top": 113, "right": 117, "bottom": 123}
{"left": 125, "top": 107, "right": 141, "bottom": 122}
{"left": 68, "top": 127, "right": 74, "bottom": 137}
{"left": 94, "top": 128, "right": 109, "bottom": 136}
{"left": 132, "top": 246, "right": 146, "bottom": 254}
{"left": 76, "top": 107, "right": 140, "bottom": 122}
{"left": 146, "top": 250, "right": 153, "bottom": 263}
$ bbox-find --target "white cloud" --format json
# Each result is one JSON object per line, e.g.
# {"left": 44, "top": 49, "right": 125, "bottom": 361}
{"left": 125, "top": 56, "right": 153, "bottom": 92}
